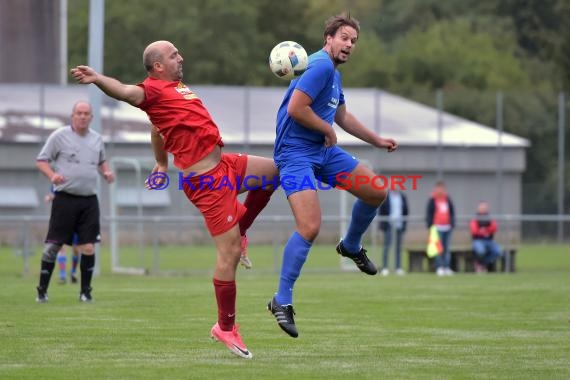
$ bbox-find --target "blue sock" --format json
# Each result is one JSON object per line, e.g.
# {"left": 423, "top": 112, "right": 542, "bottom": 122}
{"left": 71, "top": 254, "right": 79, "bottom": 276}
{"left": 342, "top": 199, "right": 379, "bottom": 253}
{"left": 275, "top": 231, "right": 312, "bottom": 305}
{"left": 57, "top": 253, "right": 67, "bottom": 281}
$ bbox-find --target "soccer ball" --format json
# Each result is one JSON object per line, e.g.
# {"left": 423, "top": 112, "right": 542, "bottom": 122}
{"left": 269, "top": 41, "right": 308, "bottom": 80}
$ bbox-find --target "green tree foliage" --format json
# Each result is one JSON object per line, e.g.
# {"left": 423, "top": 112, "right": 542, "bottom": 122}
{"left": 390, "top": 19, "right": 529, "bottom": 92}
{"left": 338, "top": 33, "right": 393, "bottom": 88}
{"left": 67, "top": 0, "right": 89, "bottom": 75}
{"left": 67, "top": 0, "right": 568, "bottom": 90}
{"left": 371, "top": 0, "right": 483, "bottom": 42}
{"left": 491, "top": 0, "right": 570, "bottom": 91}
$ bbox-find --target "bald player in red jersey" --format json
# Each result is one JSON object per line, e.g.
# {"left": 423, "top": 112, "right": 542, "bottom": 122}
{"left": 71, "top": 40, "right": 278, "bottom": 359}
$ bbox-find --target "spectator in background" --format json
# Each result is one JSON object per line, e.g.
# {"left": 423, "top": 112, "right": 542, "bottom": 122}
{"left": 426, "top": 181, "right": 455, "bottom": 276}
{"left": 378, "top": 190, "right": 408, "bottom": 276}
{"left": 35, "top": 101, "right": 115, "bottom": 303}
{"left": 470, "top": 201, "right": 502, "bottom": 273}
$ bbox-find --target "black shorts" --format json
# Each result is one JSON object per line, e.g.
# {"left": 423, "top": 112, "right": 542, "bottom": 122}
{"left": 45, "top": 192, "right": 101, "bottom": 246}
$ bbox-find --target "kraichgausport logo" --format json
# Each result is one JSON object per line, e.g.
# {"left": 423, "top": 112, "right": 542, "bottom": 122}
{"left": 145, "top": 172, "right": 422, "bottom": 191}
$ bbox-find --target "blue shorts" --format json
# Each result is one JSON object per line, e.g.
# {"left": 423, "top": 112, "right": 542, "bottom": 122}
{"left": 276, "top": 145, "right": 359, "bottom": 197}
{"left": 71, "top": 233, "right": 79, "bottom": 246}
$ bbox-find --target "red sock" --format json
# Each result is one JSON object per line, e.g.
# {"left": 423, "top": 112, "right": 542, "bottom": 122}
{"left": 213, "top": 278, "right": 236, "bottom": 331}
{"left": 239, "top": 189, "right": 273, "bottom": 236}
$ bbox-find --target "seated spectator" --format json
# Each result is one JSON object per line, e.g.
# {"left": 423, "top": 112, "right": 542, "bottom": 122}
{"left": 470, "top": 201, "right": 503, "bottom": 273}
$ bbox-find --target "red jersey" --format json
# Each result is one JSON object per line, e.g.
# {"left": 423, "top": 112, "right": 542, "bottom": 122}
{"left": 433, "top": 196, "right": 451, "bottom": 226}
{"left": 137, "top": 77, "right": 223, "bottom": 169}
{"left": 470, "top": 216, "right": 497, "bottom": 239}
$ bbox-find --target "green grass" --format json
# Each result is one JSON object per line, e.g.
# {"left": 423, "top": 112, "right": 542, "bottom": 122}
{"left": 0, "top": 244, "right": 569, "bottom": 379}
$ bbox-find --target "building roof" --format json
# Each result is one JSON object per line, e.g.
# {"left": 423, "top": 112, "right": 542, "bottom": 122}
{"left": 0, "top": 83, "right": 528, "bottom": 148}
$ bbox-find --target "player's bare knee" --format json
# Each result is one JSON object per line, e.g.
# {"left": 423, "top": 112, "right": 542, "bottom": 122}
{"left": 264, "top": 180, "right": 278, "bottom": 192}
{"left": 361, "top": 188, "right": 386, "bottom": 207}
{"left": 260, "top": 174, "right": 280, "bottom": 192}
{"left": 217, "top": 247, "right": 241, "bottom": 271}
{"left": 298, "top": 221, "right": 320, "bottom": 242}
{"left": 42, "top": 243, "right": 63, "bottom": 263}
{"left": 374, "top": 188, "right": 388, "bottom": 206}
{"left": 79, "top": 243, "right": 95, "bottom": 255}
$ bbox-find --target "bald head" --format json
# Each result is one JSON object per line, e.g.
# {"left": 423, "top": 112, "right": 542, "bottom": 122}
{"left": 70, "top": 101, "right": 93, "bottom": 135}
{"left": 142, "top": 40, "right": 183, "bottom": 81}
{"left": 71, "top": 101, "right": 92, "bottom": 115}
{"left": 143, "top": 40, "right": 173, "bottom": 72}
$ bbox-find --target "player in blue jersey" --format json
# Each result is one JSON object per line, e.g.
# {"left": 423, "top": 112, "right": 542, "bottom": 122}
{"left": 268, "top": 14, "right": 398, "bottom": 338}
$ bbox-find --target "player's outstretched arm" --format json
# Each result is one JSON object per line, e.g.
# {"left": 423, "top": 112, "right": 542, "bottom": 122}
{"left": 150, "top": 125, "right": 168, "bottom": 169}
{"left": 70, "top": 65, "right": 145, "bottom": 107}
{"left": 335, "top": 105, "right": 398, "bottom": 152}
{"left": 145, "top": 125, "right": 169, "bottom": 190}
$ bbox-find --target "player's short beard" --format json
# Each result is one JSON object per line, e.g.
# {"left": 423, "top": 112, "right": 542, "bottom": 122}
{"left": 334, "top": 56, "right": 346, "bottom": 65}
{"left": 333, "top": 46, "right": 349, "bottom": 65}
{"left": 333, "top": 52, "right": 347, "bottom": 65}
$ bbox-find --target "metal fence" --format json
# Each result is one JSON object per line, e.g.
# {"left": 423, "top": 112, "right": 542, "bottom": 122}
{"left": 2, "top": 213, "right": 568, "bottom": 277}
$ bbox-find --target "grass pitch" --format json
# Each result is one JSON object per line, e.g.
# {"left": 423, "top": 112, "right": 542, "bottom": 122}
{"left": 0, "top": 244, "right": 569, "bottom": 379}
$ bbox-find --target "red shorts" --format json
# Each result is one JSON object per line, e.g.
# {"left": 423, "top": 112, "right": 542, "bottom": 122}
{"left": 181, "top": 153, "right": 248, "bottom": 236}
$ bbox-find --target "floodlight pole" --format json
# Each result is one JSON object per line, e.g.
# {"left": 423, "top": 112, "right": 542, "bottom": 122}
{"left": 88, "top": 0, "right": 105, "bottom": 276}
{"left": 59, "top": 0, "right": 68, "bottom": 85}
{"left": 557, "top": 92, "right": 566, "bottom": 243}
{"left": 88, "top": 0, "right": 104, "bottom": 133}
{"left": 436, "top": 89, "right": 444, "bottom": 181}
{"left": 243, "top": 86, "right": 250, "bottom": 151}
{"left": 374, "top": 89, "right": 381, "bottom": 135}
{"left": 496, "top": 92, "right": 504, "bottom": 215}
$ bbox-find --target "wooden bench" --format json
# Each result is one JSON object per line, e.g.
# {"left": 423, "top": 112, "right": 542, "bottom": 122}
{"left": 407, "top": 248, "right": 517, "bottom": 273}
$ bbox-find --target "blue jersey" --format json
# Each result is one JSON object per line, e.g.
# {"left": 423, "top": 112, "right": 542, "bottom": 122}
{"left": 274, "top": 50, "right": 345, "bottom": 161}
